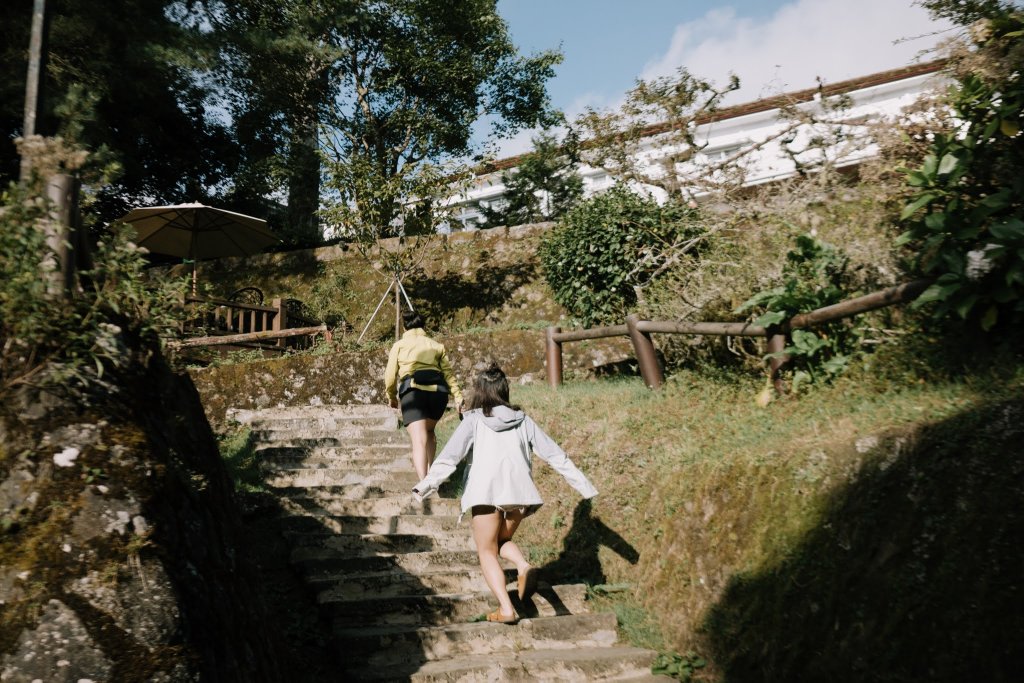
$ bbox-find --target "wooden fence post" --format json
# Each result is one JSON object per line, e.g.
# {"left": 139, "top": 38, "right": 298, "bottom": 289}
{"left": 626, "top": 314, "right": 663, "bottom": 389}
{"left": 271, "top": 297, "right": 286, "bottom": 348}
{"left": 545, "top": 326, "right": 563, "bottom": 388}
{"left": 766, "top": 332, "right": 789, "bottom": 395}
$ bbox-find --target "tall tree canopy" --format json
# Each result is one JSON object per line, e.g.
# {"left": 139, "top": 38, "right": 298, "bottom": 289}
{"left": 1, "top": 0, "right": 233, "bottom": 225}
{"left": 317, "top": 0, "right": 562, "bottom": 242}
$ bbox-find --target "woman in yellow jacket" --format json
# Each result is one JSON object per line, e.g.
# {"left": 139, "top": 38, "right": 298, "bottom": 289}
{"left": 384, "top": 310, "right": 464, "bottom": 479}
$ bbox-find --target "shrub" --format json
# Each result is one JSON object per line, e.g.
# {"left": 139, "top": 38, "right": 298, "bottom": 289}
{"left": 897, "top": 7, "right": 1024, "bottom": 330}
{"left": 736, "top": 234, "right": 863, "bottom": 389}
{"left": 0, "top": 183, "right": 184, "bottom": 395}
{"left": 538, "top": 186, "right": 705, "bottom": 327}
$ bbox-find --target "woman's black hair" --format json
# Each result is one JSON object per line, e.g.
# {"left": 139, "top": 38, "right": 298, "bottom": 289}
{"left": 402, "top": 309, "right": 425, "bottom": 330}
{"left": 468, "top": 362, "right": 521, "bottom": 416}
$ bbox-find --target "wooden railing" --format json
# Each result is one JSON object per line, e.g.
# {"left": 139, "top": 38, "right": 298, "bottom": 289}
{"left": 545, "top": 279, "right": 932, "bottom": 392}
{"left": 180, "top": 295, "right": 324, "bottom": 352}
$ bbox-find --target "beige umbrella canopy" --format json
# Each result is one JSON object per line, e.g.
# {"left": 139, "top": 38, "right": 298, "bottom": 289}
{"left": 119, "top": 202, "right": 279, "bottom": 293}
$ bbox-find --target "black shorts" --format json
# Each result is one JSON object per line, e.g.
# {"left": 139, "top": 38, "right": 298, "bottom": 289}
{"left": 400, "top": 389, "right": 448, "bottom": 424}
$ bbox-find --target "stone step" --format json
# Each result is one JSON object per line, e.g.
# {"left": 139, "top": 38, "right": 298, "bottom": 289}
{"left": 265, "top": 469, "right": 419, "bottom": 489}
{"left": 276, "top": 513, "right": 461, "bottom": 536}
{"left": 261, "top": 455, "right": 412, "bottom": 473}
{"left": 356, "top": 645, "right": 658, "bottom": 682}
{"left": 336, "top": 612, "right": 618, "bottom": 668}
{"left": 289, "top": 531, "right": 476, "bottom": 560}
{"left": 261, "top": 456, "right": 410, "bottom": 473}
{"left": 292, "top": 550, "right": 487, "bottom": 577}
{"left": 285, "top": 493, "right": 461, "bottom": 518}
{"left": 257, "top": 444, "right": 410, "bottom": 460}
{"left": 314, "top": 566, "right": 505, "bottom": 601}
{"left": 228, "top": 404, "right": 397, "bottom": 426}
{"left": 251, "top": 431, "right": 407, "bottom": 449}
{"left": 271, "top": 484, "right": 406, "bottom": 500}
{"left": 327, "top": 583, "right": 590, "bottom": 627}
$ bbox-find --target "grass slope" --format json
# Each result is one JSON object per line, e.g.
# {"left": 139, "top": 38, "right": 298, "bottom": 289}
{"left": 431, "top": 357, "right": 1024, "bottom": 681}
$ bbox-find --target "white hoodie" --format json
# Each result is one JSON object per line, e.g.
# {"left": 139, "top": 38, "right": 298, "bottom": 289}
{"left": 413, "top": 405, "right": 598, "bottom": 515}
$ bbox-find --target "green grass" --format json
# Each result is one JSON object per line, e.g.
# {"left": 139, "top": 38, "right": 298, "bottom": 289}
{"left": 217, "top": 427, "right": 267, "bottom": 494}
{"left": 474, "top": 351, "right": 1024, "bottom": 681}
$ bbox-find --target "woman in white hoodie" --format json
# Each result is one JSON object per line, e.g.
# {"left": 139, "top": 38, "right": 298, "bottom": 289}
{"left": 412, "top": 363, "right": 598, "bottom": 624}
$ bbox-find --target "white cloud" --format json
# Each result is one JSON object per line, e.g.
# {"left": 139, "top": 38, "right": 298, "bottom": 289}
{"left": 642, "top": 0, "right": 955, "bottom": 104}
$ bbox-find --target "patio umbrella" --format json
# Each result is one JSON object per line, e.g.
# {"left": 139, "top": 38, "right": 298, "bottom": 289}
{"left": 119, "top": 202, "right": 279, "bottom": 293}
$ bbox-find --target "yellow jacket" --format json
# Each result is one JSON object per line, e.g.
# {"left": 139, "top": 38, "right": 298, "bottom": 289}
{"left": 384, "top": 328, "right": 463, "bottom": 404}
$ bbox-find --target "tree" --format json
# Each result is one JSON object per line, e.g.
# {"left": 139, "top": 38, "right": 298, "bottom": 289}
{"left": 1, "top": 0, "right": 236, "bottom": 226}
{"left": 203, "top": 0, "right": 344, "bottom": 246}
{"left": 479, "top": 128, "right": 583, "bottom": 228}
{"left": 319, "top": 0, "right": 562, "bottom": 245}
{"left": 575, "top": 68, "right": 741, "bottom": 203}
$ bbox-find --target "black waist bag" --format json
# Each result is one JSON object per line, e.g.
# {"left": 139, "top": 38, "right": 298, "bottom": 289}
{"left": 398, "top": 369, "right": 449, "bottom": 396}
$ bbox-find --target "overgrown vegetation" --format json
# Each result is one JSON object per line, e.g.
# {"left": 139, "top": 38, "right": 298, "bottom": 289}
{"left": 735, "top": 233, "right": 862, "bottom": 389}
{"left": 896, "top": 6, "right": 1024, "bottom": 330}
{"left": 539, "top": 186, "right": 705, "bottom": 326}
{"left": 0, "top": 178, "right": 184, "bottom": 395}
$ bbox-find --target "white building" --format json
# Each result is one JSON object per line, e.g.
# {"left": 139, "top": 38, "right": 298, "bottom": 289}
{"left": 446, "top": 61, "right": 945, "bottom": 230}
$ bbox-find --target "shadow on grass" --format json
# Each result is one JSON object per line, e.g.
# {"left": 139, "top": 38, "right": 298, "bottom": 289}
{"left": 701, "top": 397, "right": 1024, "bottom": 682}
{"left": 540, "top": 498, "right": 640, "bottom": 586}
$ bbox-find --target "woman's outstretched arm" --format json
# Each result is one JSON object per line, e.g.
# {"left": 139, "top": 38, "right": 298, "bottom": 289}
{"left": 413, "top": 412, "right": 477, "bottom": 498}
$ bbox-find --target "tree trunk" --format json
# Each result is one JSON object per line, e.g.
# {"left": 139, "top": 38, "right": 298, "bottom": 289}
{"left": 285, "top": 123, "right": 321, "bottom": 245}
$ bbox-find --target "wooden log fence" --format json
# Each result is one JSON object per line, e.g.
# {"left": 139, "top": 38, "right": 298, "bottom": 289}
{"left": 180, "top": 295, "right": 325, "bottom": 353}
{"left": 168, "top": 324, "right": 328, "bottom": 349}
{"left": 545, "top": 279, "right": 932, "bottom": 392}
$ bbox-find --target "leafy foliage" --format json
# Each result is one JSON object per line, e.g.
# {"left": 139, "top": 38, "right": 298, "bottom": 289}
{"left": 479, "top": 129, "right": 583, "bottom": 227}
{"left": 651, "top": 651, "right": 706, "bottom": 682}
{"left": 0, "top": 183, "right": 185, "bottom": 394}
{"left": 737, "top": 234, "right": 860, "bottom": 389}
{"left": 318, "top": 0, "right": 562, "bottom": 243}
{"left": 897, "top": 6, "right": 1024, "bottom": 330}
{"left": 539, "top": 186, "right": 705, "bottom": 327}
{"left": 1, "top": 0, "right": 234, "bottom": 226}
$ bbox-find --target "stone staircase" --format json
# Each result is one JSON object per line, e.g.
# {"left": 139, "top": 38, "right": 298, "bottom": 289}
{"left": 229, "top": 404, "right": 667, "bottom": 681}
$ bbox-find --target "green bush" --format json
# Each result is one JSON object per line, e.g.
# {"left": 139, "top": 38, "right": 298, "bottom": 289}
{"left": 897, "top": 8, "right": 1024, "bottom": 330}
{"left": 736, "top": 234, "right": 863, "bottom": 389}
{"left": 538, "top": 186, "right": 704, "bottom": 327}
{"left": 0, "top": 183, "right": 184, "bottom": 394}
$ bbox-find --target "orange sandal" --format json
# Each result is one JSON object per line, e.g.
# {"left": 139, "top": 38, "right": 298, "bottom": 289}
{"left": 486, "top": 609, "right": 518, "bottom": 624}
{"left": 518, "top": 567, "right": 538, "bottom": 601}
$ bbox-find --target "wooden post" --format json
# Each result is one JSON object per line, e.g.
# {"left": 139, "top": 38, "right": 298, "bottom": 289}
{"left": 271, "top": 297, "right": 285, "bottom": 348}
{"left": 626, "top": 314, "right": 663, "bottom": 389}
{"left": 394, "top": 279, "right": 401, "bottom": 341}
{"left": 545, "top": 326, "right": 563, "bottom": 388}
{"left": 766, "top": 332, "right": 788, "bottom": 395}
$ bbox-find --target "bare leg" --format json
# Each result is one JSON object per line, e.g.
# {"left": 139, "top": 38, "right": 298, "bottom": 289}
{"left": 497, "top": 509, "right": 531, "bottom": 574}
{"left": 405, "top": 418, "right": 438, "bottom": 479}
{"left": 471, "top": 506, "right": 515, "bottom": 619}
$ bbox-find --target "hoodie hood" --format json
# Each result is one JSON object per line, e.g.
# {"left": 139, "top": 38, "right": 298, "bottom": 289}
{"left": 478, "top": 405, "right": 525, "bottom": 432}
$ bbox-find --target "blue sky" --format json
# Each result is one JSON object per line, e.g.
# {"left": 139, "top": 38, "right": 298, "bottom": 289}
{"left": 493, "top": 0, "right": 957, "bottom": 156}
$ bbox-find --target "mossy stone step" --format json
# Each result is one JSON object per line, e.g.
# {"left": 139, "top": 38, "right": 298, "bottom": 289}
{"left": 335, "top": 612, "right": 618, "bottom": 667}
{"left": 326, "top": 583, "right": 590, "bottom": 627}
{"left": 353, "top": 645, "right": 659, "bottom": 681}
{"left": 288, "top": 531, "right": 476, "bottom": 559}
{"left": 275, "top": 513, "right": 461, "bottom": 536}
{"left": 283, "top": 493, "right": 460, "bottom": 518}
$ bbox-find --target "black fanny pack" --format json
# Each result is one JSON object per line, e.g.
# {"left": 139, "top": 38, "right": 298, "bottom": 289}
{"left": 398, "top": 369, "right": 449, "bottom": 396}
